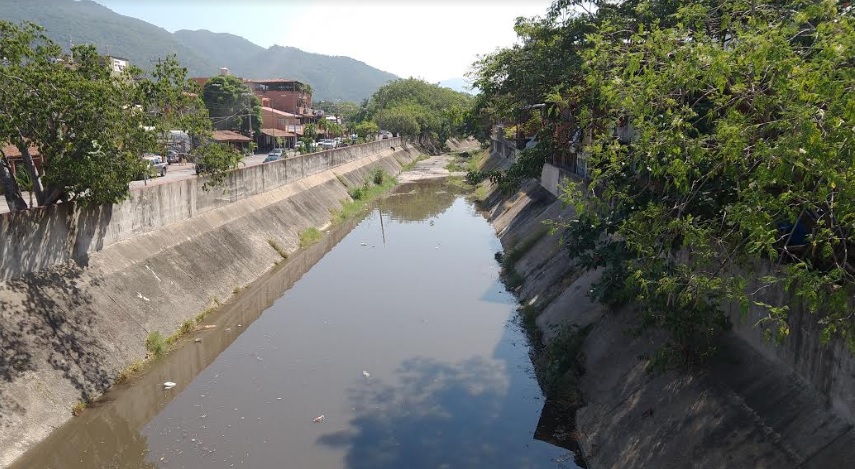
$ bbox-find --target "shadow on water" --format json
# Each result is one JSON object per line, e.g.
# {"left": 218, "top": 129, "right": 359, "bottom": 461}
{"left": 316, "top": 316, "right": 579, "bottom": 469}
{"left": 311, "top": 178, "right": 580, "bottom": 469}
{"left": 8, "top": 215, "right": 366, "bottom": 469}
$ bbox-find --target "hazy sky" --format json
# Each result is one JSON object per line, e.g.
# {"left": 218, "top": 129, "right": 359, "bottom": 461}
{"left": 94, "top": 0, "right": 555, "bottom": 83}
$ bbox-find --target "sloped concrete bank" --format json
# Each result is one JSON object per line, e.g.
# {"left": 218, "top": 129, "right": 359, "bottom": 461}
{"left": 0, "top": 145, "right": 419, "bottom": 467}
{"left": 477, "top": 154, "right": 855, "bottom": 468}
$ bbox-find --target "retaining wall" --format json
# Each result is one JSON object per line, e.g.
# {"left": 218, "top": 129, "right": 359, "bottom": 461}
{"left": 0, "top": 138, "right": 402, "bottom": 282}
{"left": 0, "top": 142, "right": 416, "bottom": 467}
{"left": 483, "top": 150, "right": 855, "bottom": 468}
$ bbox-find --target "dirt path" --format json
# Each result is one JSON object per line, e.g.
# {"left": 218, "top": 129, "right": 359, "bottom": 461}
{"left": 398, "top": 139, "right": 480, "bottom": 183}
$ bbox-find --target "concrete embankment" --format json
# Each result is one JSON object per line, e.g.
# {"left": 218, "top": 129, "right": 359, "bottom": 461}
{"left": 478, "top": 152, "right": 855, "bottom": 468}
{"left": 0, "top": 139, "right": 418, "bottom": 466}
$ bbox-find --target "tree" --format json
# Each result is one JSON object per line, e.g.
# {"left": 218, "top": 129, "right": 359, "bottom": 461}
{"left": 0, "top": 22, "right": 190, "bottom": 211}
{"left": 353, "top": 121, "right": 379, "bottom": 140}
{"left": 201, "top": 74, "right": 261, "bottom": 136}
{"left": 474, "top": 0, "right": 855, "bottom": 362}
{"left": 192, "top": 142, "right": 242, "bottom": 190}
{"left": 364, "top": 78, "right": 472, "bottom": 150}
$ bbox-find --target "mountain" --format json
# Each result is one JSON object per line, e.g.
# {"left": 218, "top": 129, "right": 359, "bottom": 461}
{"left": 0, "top": 0, "right": 213, "bottom": 74}
{"left": 172, "top": 29, "right": 264, "bottom": 74}
{"left": 172, "top": 31, "right": 398, "bottom": 102}
{"left": 0, "top": 0, "right": 397, "bottom": 101}
{"left": 439, "top": 77, "right": 476, "bottom": 95}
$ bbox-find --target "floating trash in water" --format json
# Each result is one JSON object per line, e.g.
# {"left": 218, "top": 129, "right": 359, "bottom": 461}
{"left": 362, "top": 371, "right": 371, "bottom": 378}
{"left": 194, "top": 338, "right": 202, "bottom": 343}
{"left": 163, "top": 381, "right": 177, "bottom": 390}
{"left": 136, "top": 292, "right": 150, "bottom": 302}
{"left": 313, "top": 414, "right": 325, "bottom": 423}
{"left": 201, "top": 325, "right": 217, "bottom": 330}
{"left": 360, "top": 243, "right": 368, "bottom": 246}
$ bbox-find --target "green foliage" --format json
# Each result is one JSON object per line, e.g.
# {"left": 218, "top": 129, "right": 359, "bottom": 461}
{"left": 363, "top": 78, "right": 472, "bottom": 149}
{"left": 372, "top": 168, "right": 386, "bottom": 185}
{"left": 541, "top": 325, "right": 591, "bottom": 391}
{"left": 145, "top": 331, "right": 167, "bottom": 358}
{"left": 353, "top": 121, "right": 379, "bottom": 140}
{"left": 299, "top": 227, "right": 323, "bottom": 249}
{"left": 202, "top": 74, "right": 260, "bottom": 135}
{"left": 0, "top": 21, "right": 212, "bottom": 210}
{"left": 192, "top": 142, "right": 243, "bottom": 190}
{"left": 478, "top": 0, "right": 855, "bottom": 360}
{"left": 333, "top": 170, "right": 398, "bottom": 224}
{"left": 0, "top": 1, "right": 397, "bottom": 102}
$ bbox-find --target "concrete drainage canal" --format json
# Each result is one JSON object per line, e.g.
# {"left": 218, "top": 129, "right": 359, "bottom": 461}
{"left": 12, "top": 179, "right": 581, "bottom": 469}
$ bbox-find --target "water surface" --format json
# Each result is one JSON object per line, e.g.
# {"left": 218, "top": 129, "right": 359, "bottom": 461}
{"left": 13, "top": 181, "right": 574, "bottom": 468}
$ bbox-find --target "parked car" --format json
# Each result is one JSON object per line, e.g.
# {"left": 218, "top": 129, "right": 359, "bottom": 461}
{"left": 166, "top": 149, "right": 182, "bottom": 164}
{"left": 263, "top": 154, "right": 282, "bottom": 163}
{"left": 380, "top": 130, "right": 393, "bottom": 140}
{"left": 268, "top": 148, "right": 284, "bottom": 158}
{"left": 319, "top": 139, "right": 337, "bottom": 150}
{"left": 296, "top": 141, "right": 318, "bottom": 152}
{"left": 139, "top": 154, "right": 167, "bottom": 179}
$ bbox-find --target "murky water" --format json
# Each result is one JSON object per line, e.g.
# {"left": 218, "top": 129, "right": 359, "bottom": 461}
{"left": 12, "top": 181, "right": 576, "bottom": 468}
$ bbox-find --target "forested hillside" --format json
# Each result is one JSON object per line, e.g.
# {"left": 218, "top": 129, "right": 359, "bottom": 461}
{"left": 0, "top": 0, "right": 397, "bottom": 101}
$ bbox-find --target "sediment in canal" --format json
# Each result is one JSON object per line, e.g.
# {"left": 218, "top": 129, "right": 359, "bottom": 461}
{"left": 0, "top": 142, "right": 420, "bottom": 466}
{"left": 477, "top": 152, "right": 855, "bottom": 468}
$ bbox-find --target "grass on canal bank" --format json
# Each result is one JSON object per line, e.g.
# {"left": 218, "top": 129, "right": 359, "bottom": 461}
{"left": 331, "top": 168, "right": 397, "bottom": 224}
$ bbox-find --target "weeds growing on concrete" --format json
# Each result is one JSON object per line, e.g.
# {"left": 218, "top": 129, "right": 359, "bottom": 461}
{"left": 400, "top": 155, "right": 428, "bottom": 172}
{"left": 268, "top": 239, "right": 289, "bottom": 259}
{"left": 541, "top": 325, "right": 591, "bottom": 392}
{"left": 146, "top": 331, "right": 167, "bottom": 358}
{"left": 333, "top": 170, "right": 398, "bottom": 224}
{"left": 498, "top": 227, "right": 549, "bottom": 290}
{"left": 114, "top": 359, "right": 145, "bottom": 385}
{"left": 299, "top": 227, "right": 323, "bottom": 248}
{"left": 474, "top": 184, "right": 491, "bottom": 202}
{"left": 71, "top": 399, "right": 89, "bottom": 417}
{"left": 445, "top": 159, "right": 465, "bottom": 172}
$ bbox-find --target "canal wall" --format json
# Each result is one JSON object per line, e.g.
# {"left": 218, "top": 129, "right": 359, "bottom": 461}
{"left": 478, "top": 152, "right": 855, "bottom": 468}
{"left": 0, "top": 142, "right": 419, "bottom": 467}
{"left": 0, "top": 138, "right": 404, "bottom": 282}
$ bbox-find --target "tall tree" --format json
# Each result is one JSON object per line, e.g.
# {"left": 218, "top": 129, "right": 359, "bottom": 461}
{"left": 201, "top": 75, "right": 261, "bottom": 136}
{"left": 475, "top": 0, "right": 855, "bottom": 361}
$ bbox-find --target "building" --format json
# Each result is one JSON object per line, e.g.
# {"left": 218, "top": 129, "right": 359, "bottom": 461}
{"left": 244, "top": 79, "right": 314, "bottom": 119}
{"left": 1, "top": 144, "right": 43, "bottom": 177}
{"left": 105, "top": 56, "right": 130, "bottom": 76}
{"left": 259, "top": 106, "right": 302, "bottom": 149}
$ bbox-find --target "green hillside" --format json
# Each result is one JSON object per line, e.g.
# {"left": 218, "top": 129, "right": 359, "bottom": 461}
{"left": 0, "top": 0, "right": 397, "bottom": 101}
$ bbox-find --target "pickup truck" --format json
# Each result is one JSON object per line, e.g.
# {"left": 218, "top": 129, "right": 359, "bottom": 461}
{"left": 141, "top": 154, "right": 168, "bottom": 178}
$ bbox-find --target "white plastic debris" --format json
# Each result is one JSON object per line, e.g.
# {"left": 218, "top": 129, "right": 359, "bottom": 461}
{"left": 362, "top": 371, "right": 370, "bottom": 378}
{"left": 360, "top": 243, "right": 368, "bottom": 246}
{"left": 163, "top": 381, "right": 177, "bottom": 390}
{"left": 313, "top": 414, "right": 325, "bottom": 423}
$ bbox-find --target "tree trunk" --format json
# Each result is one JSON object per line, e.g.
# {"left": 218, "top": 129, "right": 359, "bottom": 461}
{"left": 0, "top": 157, "right": 28, "bottom": 212}
{"left": 16, "top": 139, "right": 46, "bottom": 206}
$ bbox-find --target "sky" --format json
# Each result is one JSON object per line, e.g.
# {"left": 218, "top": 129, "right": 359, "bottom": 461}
{"left": 94, "top": 0, "right": 555, "bottom": 84}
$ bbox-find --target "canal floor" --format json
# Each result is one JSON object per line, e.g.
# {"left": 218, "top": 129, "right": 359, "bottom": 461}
{"left": 12, "top": 180, "right": 575, "bottom": 468}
